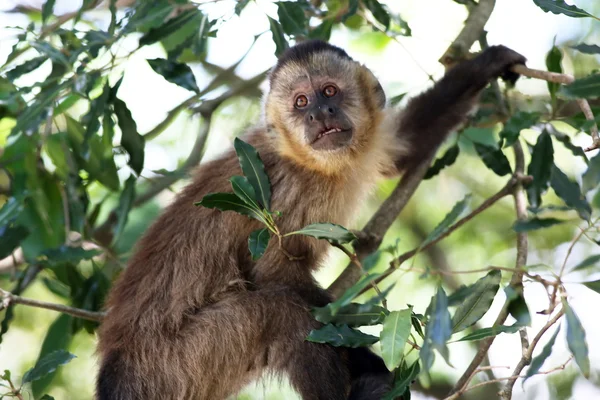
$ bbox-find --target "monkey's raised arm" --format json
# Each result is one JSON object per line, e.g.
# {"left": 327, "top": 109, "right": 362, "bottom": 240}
{"left": 394, "top": 46, "right": 526, "bottom": 171}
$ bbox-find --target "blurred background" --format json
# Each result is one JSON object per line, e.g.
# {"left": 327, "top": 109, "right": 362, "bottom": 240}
{"left": 1, "top": 0, "right": 600, "bottom": 399}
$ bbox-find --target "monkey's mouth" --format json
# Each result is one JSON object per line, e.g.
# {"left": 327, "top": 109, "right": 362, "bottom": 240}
{"left": 310, "top": 126, "right": 353, "bottom": 150}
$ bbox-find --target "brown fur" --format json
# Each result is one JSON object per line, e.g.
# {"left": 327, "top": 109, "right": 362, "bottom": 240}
{"left": 97, "top": 41, "right": 526, "bottom": 400}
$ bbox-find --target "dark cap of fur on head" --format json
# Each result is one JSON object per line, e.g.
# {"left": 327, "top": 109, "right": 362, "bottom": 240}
{"left": 270, "top": 40, "right": 353, "bottom": 84}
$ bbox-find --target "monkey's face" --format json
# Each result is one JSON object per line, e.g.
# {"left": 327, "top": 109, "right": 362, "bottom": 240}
{"left": 291, "top": 79, "right": 354, "bottom": 151}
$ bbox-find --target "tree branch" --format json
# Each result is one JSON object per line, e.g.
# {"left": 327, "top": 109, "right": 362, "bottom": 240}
{"left": 0, "top": 288, "right": 105, "bottom": 322}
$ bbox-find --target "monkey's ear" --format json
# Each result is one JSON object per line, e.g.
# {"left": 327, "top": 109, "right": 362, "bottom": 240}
{"left": 373, "top": 81, "right": 386, "bottom": 109}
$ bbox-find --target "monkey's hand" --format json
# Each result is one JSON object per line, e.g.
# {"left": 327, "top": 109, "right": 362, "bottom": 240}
{"left": 473, "top": 45, "right": 527, "bottom": 86}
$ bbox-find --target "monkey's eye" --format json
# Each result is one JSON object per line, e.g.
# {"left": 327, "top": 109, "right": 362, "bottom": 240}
{"left": 323, "top": 85, "right": 338, "bottom": 98}
{"left": 295, "top": 95, "right": 308, "bottom": 108}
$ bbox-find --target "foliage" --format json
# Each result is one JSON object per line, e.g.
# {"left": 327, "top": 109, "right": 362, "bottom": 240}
{"left": 1, "top": 0, "right": 600, "bottom": 399}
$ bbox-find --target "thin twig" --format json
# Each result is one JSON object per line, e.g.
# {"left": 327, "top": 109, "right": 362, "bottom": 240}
{"left": 0, "top": 288, "right": 105, "bottom": 322}
{"left": 511, "top": 64, "right": 599, "bottom": 151}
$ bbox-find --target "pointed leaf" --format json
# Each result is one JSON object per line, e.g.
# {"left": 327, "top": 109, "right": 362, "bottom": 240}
{"left": 139, "top": 10, "right": 202, "bottom": 47}
{"left": 380, "top": 309, "right": 412, "bottom": 371}
{"left": 276, "top": 1, "right": 307, "bottom": 36}
{"left": 505, "top": 286, "right": 532, "bottom": 326}
{"left": 233, "top": 138, "right": 271, "bottom": 210}
{"left": 113, "top": 98, "right": 145, "bottom": 174}
{"left": 571, "top": 44, "right": 600, "bottom": 54}
{"left": 545, "top": 45, "right": 563, "bottom": 106}
{"left": 112, "top": 175, "right": 136, "bottom": 244}
{"left": 195, "top": 193, "right": 267, "bottom": 224}
{"left": 559, "top": 73, "right": 600, "bottom": 99}
{"left": 22, "top": 350, "right": 76, "bottom": 384}
{"left": 422, "top": 194, "right": 471, "bottom": 247}
{"left": 526, "top": 130, "right": 554, "bottom": 208}
{"left": 321, "top": 272, "right": 383, "bottom": 316}
{"left": 550, "top": 165, "right": 591, "bottom": 221}
{"left": 524, "top": 325, "right": 560, "bottom": 382}
{"left": 235, "top": 0, "right": 250, "bottom": 15}
{"left": 268, "top": 17, "right": 289, "bottom": 56}
{"left": 363, "top": 0, "right": 390, "bottom": 30}
{"left": 147, "top": 58, "right": 200, "bottom": 93}
{"left": 382, "top": 361, "right": 420, "bottom": 400}
{"left": 313, "top": 303, "right": 387, "bottom": 327}
{"left": 306, "top": 324, "right": 379, "bottom": 348}
{"left": 582, "top": 279, "right": 600, "bottom": 294}
{"left": 448, "top": 284, "right": 476, "bottom": 307}
{"left": 532, "top": 0, "right": 596, "bottom": 18}
{"left": 42, "top": 246, "right": 100, "bottom": 266}
{"left": 5, "top": 56, "right": 47, "bottom": 81}
{"left": 474, "top": 143, "right": 512, "bottom": 176}
{"left": 230, "top": 176, "right": 260, "bottom": 208}
{"left": 427, "top": 287, "right": 452, "bottom": 349}
{"left": 457, "top": 324, "right": 522, "bottom": 341}
{"left": 500, "top": 112, "right": 540, "bottom": 147}
{"left": 248, "top": 228, "right": 269, "bottom": 261}
{"left": 583, "top": 152, "right": 600, "bottom": 192}
{"left": 42, "top": 0, "right": 56, "bottom": 23}
{"left": 452, "top": 270, "right": 501, "bottom": 332}
{"left": 512, "top": 218, "right": 565, "bottom": 232}
{"left": 563, "top": 300, "right": 590, "bottom": 378}
{"left": 286, "top": 223, "right": 356, "bottom": 244}
{"left": 0, "top": 225, "right": 29, "bottom": 259}
{"left": 424, "top": 145, "right": 460, "bottom": 180}
{"left": 573, "top": 253, "right": 600, "bottom": 272}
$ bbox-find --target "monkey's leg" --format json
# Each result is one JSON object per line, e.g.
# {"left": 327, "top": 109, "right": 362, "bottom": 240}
{"left": 396, "top": 46, "right": 526, "bottom": 170}
{"left": 347, "top": 347, "right": 394, "bottom": 400}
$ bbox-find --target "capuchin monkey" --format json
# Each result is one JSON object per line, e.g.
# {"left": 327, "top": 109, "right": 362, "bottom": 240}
{"left": 97, "top": 40, "right": 525, "bottom": 399}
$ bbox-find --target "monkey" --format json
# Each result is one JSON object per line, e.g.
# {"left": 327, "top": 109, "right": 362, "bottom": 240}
{"left": 96, "top": 40, "right": 526, "bottom": 400}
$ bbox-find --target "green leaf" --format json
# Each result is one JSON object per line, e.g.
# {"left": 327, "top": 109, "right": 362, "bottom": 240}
{"left": 42, "top": 0, "right": 56, "bottom": 23}
{"left": 306, "top": 324, "right": 379, "bottom": 348}
{"left": 248, "top": 228, "right": 269, "bottom": 261}
{"left": 457, "top": 324, "right": 522, "bottom": 341}
{"left": 147, "top": 58, "right": 200, "bottom": 93}
{"left": 571, "top": 254, "right": 600, "bottom": 272}
{"left": 230, "top": 176, "right": 260, "bottom": 209}
{"left": 505, "top": 286, "right": 532, "bottom": 326}
{"left": 421, "top": 287, "right": 452, "bottom": 371}
{"left": 452, "top": 270, "right": 501, "bottom": 333}
{"left": 550, "top": 165, "right": 591, "bottom": 221}
{"left": 42, "top": 246, "right": 100, "bottom": 266}
{"left": 548, "top": 126, "right": 588, "bottom": 162}
{"left": 474, "top": 143, "right": 512, "bottom": 176}
{"left": 321, "top": 272, "right": 383, "bottom": 316}
{"left": 559, "top": 73, "right": 600, "bottom": 99}
{"left": 195, "top": 193, "right": 267, "bottom": 224}
{"left": 23, "top": 349, "right": 76, "bottom": 384}
{"left": 424, "top": 145, "right": 459, "bottom": 180}
{"left": 526, "top": 130, "right": 554, "bottom": 209}
{"left": 389, "top": 92, "right": 407, "bottom": 106}
{"left": 308, "top": 19, "right": 334, "bottom": 41}
{"left": 545, "top": 44, "right": 563, "bottom": 107}
{"left": 583, "top": 152, "right": 600, "bottom": 192}
{"left": 286, "top": 223, "right": 356, "bottom": 244}
{"left": 28, "top": 317, "right": 74, "bottom": 396}
{"left": 235, "top": 0, "right": 251, "bottom": 15}
{"left": 563, "top": 300, "right": 590, "bottom": 378}
{"left": 380, "top": 309, "right": 412, "bottom": 371}
{"left": 268, "top": 17, "right": 289, "bottom": 56}
{"left": 582, "top": 279, "right": 600, "bottom": 294}
{"left": 113, "top": 98, "right": 145, "bottom": 175}
{"left": 5, "top": 56, "right": 47, "bottom": 81}
{"left": 112, "top": 175, "right": 136, "bottom": 245}
{"left": 532, "top": 0, "right": 596, "bottom": 18}
{"left": 0, "top": 197, "right": 24, "bottom": 226}
{"left": 382, "top": 361, "right": 420, "bottom": 400}
{"left": 313, "top": 303, "right": 387, "bottom": 327}
{"left": 233, "top": 138, "right": 271, "bottom": 210}
{"left": 363, "top": 0, "right": 390, "bottom": 30}
{"left": 571, "top": 43, "right": 600, "bottom": 54}
{"left": 500, "top": 112, "right": 541, "bottom": 148}
{"left": 448, "top": 284, "right": 476, "bottom": 307}
{"left": 31, "top": 42, "right": 70, "bottom": 68}
{"left": 139, "top": 10, "right": 202, "bottom": 47}
{"left": 276, "top": 1, "right": 307, "bottom": 36}
{"left": 422, "top": 194, "right": 471, "bottom": 247}
{"left": 0, "top": 225, "right": 29, "bottom": 259}
{"left": 525, "top": 325, "right": 561, "bottom": 382}
{"left": 40, "top": 395, "right": 55, "bottom": 400}
{"left": 513, "top": 217, "right": 565, "bottom": 232}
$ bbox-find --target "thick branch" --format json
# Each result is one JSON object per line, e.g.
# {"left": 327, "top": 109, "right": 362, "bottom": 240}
{"left": 0, "top": 288, "right": 105, "bottom": 322}
{"left": 440, "top": 0, "right": 496, "bottom": 65}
